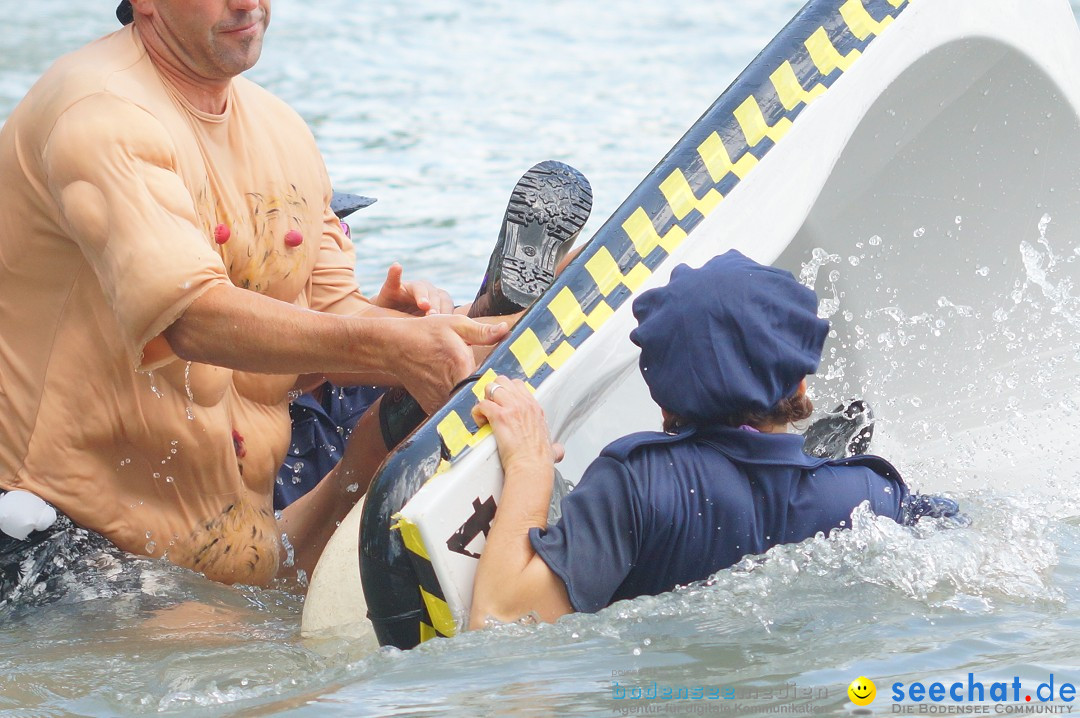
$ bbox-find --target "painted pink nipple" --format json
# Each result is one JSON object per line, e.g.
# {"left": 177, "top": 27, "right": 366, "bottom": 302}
{"left": 284, "top": 229, "right": 304, "bottom": 247}
{"left": 214, "top": 223, "right": 231, "bottom": 244}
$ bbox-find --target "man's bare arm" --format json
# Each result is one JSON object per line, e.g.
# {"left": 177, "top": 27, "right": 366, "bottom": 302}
{"left": 164, "top": 284, "right": 507, "bottom": 412}
{"left": 468, "top": 377, "right": 574, "bottom": 627}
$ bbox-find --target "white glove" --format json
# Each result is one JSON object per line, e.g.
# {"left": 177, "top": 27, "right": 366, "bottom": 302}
{"left": 0, "top": 490, "right": 58, "bottom": 540}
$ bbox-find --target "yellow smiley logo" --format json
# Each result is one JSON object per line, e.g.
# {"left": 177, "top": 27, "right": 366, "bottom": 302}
{"left": 848, "top": 677, "right": 876, "bottom": 706}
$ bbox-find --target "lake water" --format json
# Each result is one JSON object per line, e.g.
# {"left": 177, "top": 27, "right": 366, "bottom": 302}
{"left": 2, "top": 1, "right": 1080, "bottom": 716}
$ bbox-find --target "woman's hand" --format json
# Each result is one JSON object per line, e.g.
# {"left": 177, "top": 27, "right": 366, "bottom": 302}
{"left": 472, "top": 376, "right": 563, "bottom": 476}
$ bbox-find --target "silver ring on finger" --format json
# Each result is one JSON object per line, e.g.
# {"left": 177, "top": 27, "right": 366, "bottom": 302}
{"left": 487, "top": 384, "right": 505, "bottom": 399}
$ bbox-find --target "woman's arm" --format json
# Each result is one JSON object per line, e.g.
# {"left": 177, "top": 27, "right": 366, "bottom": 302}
{"left": 469, "top": 377, "right": 574, "bottom": 627}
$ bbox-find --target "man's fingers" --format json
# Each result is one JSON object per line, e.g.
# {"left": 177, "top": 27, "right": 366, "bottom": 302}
{"left": 454, "top": 318, "right": 508, "bottom": 346}
{"left": 552, "top": 442, "right": 566, "bottom": 463}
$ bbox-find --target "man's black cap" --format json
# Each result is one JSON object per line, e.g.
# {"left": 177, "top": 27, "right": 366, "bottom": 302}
{"left": 117, "top": 0, "right": 133, "bottom": 25}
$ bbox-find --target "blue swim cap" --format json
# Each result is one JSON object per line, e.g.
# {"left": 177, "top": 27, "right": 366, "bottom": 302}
{"left": 630, "top": 250, "right": 829, "bottom": 423}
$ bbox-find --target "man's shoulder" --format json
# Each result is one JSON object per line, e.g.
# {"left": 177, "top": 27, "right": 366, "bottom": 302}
{"left": 42, "top": 28, "right": 146, "bottom": 103}
{"left": 10, "top": 28, "right": 165, "bottom": 144}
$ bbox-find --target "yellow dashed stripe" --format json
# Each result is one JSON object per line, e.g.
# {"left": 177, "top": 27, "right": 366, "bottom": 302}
{"left": 548, "top": 287, "right": 589, "bottom": 336}
{"left": 585, "top": 247, "right": 626, "bottom": 295}
{"left": 805, "top": 27, "right": 862, "bottom": 75}
{"left": 697, "top": 132, "right": 759, "bottom": 183}
{"left": 436, "top": 412, "right": 474, "bottom": 457}
{"left": 546, "top": 341, "right": 576, "bottom": 370}
{"left": 393, "top": 513, "right": 431, "bottom": 560}
{"left": 734, "top": 96, "right": 793, "bottom": 147}
{"left": 586, "top": 300, "right": 615, "bottom": 330}
{"left": 770, "top": 61, "right": 827, "bottom": 112}
{"left": 438, "top": 410, "right": 493, "bottom": 458}
{"left": 510, "top": 329, "right": 549, "bottom": 378}
{"left": 839, "top": 0, "right": 894, "bottom": 40}
{"left": 622, "top": 208, "right": 689, "bottom": 258}
{"left": 392, "top": 515, "right": 457, "bottom": 640}
{"left": 621, "top": 264, "right": 651, "bottom": 293}
{"left": 420, "top": 587, "right": 457, "bottom": 637}
{"left": 659, "top": 169, "right": 723, "bottom": 221}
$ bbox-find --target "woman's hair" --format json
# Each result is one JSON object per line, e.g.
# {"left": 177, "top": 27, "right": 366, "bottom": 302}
{"left": 663, "top": 391, "right": 814, "bottom": 433}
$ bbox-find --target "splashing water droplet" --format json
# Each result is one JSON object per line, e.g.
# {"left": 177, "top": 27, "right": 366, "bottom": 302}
{"left": 183, "top": 363, "right": 195, "bottom": 421}
{"left": 1038, "top": 213, "right": 1052, "bottom": 238}
{"left": 914, "top": 227, "right": 926, "bottom": 238}
{"left": 799, "top": 248, "right": 841, "bottom": 289}
{"left": 281, "top": 533, "right": 295, "bottom": 568}
{"left": 146, "top": 371, "right": 164, "bottom": 399}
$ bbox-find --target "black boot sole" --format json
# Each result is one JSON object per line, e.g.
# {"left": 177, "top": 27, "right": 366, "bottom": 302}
{"left": 471, "top": 160, "right": 593, "bottom": 317}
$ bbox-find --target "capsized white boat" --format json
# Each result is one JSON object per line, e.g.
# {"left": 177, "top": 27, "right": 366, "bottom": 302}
{"left": 303, "top": 0, "right": 1080, "bottom": 648}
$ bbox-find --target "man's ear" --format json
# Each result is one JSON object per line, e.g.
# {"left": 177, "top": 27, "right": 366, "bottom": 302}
{"left": 128, "top": 0, "right": 153, "bottom": 20}
{"left": 796, "top": 377, "right": 808, "bottom": 397}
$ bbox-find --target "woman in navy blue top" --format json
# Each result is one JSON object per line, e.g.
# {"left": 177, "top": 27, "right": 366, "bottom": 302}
{"left": 469, "top": 251, "right": 941, "bottom": 625}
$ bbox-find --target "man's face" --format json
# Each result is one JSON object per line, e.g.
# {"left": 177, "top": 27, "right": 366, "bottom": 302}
{"left": 144, "top": 0, "right": 271, "bottom": 80}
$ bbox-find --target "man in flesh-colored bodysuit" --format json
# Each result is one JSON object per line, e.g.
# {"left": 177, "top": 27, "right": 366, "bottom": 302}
{"left": 0, "top": 0, "right": 510, "bottom": 587}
